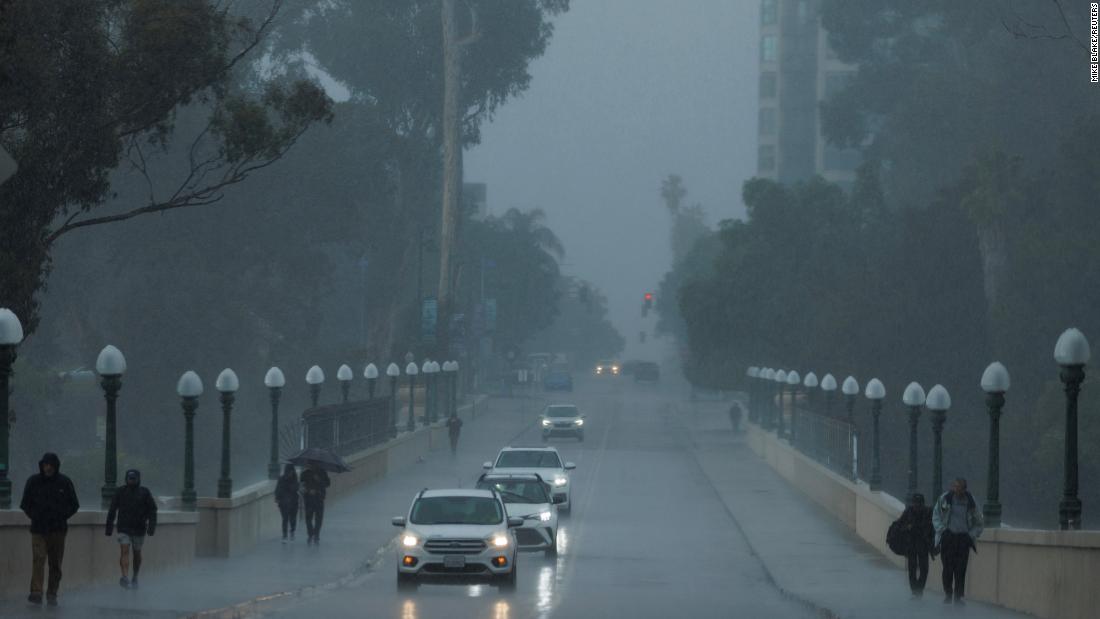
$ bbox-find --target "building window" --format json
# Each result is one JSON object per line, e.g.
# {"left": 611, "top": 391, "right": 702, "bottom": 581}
{"left": 761, "top": 0, "right": 777, "bottom": 25}
{"left": 761, "top": 35, "right": 777, "bottom": 62}
{"left": 759, "top": 108, "right": 776, "bottom": 135}
{"left": 759, "top": 72, "right": 777, "bottom": 98}
{"left": 758, "top": 145, "right": 776, "bottom": 171}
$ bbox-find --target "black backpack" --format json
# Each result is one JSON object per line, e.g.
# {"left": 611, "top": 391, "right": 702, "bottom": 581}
{"left": 886, "top": 519, "right": 908, "bottom": 556}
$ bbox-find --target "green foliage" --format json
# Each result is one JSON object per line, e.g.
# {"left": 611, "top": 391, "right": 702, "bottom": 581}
{"left": 528, "top": 278, "right": 624, "bottom": 368}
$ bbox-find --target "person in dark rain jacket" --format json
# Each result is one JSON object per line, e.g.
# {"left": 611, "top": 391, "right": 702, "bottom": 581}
{"left": 20, "top": 452, "right": 80, "bottom": 606}
{"left": 106, "top": 469, "right": 157, "bottom": 588}
{"left": 275, "top": 464, "right": 299, "bottom": 542}
{"left": 300, "top": 461, "right": 330, "bottom": 544}
{"left": 899, "top": 493, "right": 935, "bottom": 598}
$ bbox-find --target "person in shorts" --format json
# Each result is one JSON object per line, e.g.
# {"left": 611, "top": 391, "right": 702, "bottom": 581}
{"left": 106, "top": 469, "right": 157, "bottom": 588}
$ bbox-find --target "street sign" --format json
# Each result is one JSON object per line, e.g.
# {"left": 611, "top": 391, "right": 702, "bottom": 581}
{"left": 0, "top": 145, "right": 16, "bottom": 185}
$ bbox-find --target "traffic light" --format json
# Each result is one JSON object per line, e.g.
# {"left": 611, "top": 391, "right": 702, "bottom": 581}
{"left": 642, "top": 292, "right": 653, "bottom": 317}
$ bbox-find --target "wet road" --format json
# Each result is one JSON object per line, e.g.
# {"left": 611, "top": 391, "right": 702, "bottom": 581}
{"left": 254, "top": 378, "right": 816, "bottom": 619}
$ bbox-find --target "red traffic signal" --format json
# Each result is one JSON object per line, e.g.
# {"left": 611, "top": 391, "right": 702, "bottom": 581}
{"left": 644, "top": 292, "right": 653, "bottom": 302}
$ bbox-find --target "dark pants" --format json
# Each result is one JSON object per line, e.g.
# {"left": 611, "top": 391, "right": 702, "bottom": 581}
{"left": 279, "top": 502, "right": 298, "bottom": 537}
{"left": 304, "top": 496, "right": 325, "bottom": 539}
{"left": 30, "top": 532, "right": 66, "bottom": 598}
{"left": 906, "top": 550, "right": 929, "bottom": 593}
{"left": 941, "top": 531, "right": 971, "bottom": 599}
{"left": 449, "top": 432, "right": 460, "bottom": 454}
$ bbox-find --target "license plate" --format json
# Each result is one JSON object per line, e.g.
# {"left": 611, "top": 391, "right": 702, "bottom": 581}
{"left": 443, "top": 555, "right": 466, "bottom": 569}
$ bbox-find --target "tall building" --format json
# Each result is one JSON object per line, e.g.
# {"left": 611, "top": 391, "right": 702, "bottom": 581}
{"left": 756, "top": 0, "right": 860, "bottom": 189}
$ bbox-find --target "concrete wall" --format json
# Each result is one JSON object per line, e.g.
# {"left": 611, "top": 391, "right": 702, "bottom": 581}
{"left": 747, "top": 423, "right": 1100, "bottom": 619}
{"left": 0, "top": 509, "right": 198, "bottom": 598}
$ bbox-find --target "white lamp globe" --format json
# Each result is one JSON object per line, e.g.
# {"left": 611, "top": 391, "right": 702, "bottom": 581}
{"left": 842, "top": 376, "right": 860, "bottom": 396}
{"left": 821, "top": 374, "right": 838, "bottom": 392}
{"left": 177, "top": 371, "right": 204, "bottom": 397}
{"left": 306, "top": 365, "right": 325, "bottom": 385}
{"left": 406, "top": 362, "right": 419, "bottom": 376}
{"left": 0, "top": 308, "right": 24, "bottom": 346}
{"left": 95, "top": 345, "right": 127, "bottom": 376}
{"left": 926, "top": 384, "right": 951, "bottom": 411}
{"left": 337, "top": 364, "right": 353, "bottom": 381}
{"left": 264, "top": 367, "right": 286, "bottom": 388}
{"left": 803, "top": 372, "right": 818, "bottom": 388}
{"left": 216, "top": 368, "right": 239, "bottom": 393}
{"left": 980, "top": 362, "right": 1010, "bottom": 394}
{"left": 386, "top": 363, "right": 401, "bottom": 377}
{"left": 865, "top": 378, "right": 886, "bottom": 400}
{"left": 1054, "top": 328, "right": 1090, "bottom": 365}
{"left": 902, "top": 382, "right": 926, "bottom": 407}
{"left": 364, "top": 363, "right": 379, "bottom": 380}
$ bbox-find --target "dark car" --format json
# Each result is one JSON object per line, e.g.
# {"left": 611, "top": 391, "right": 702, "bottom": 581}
{"left": 543, "top": 370, "right": 573, "bottom": 391}
{"left": 634, "top": 362, "right": 659, "bottom": 383}
{"left": 540, "top": 404, "right": 584, "bottom": 442}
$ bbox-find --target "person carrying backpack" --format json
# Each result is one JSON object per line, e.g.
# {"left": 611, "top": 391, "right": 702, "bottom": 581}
{"left": 898, "top": 493, "right": 935, "bottom": 598}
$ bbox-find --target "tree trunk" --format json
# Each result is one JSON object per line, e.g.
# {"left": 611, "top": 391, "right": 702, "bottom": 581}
{"left": 437, "top": 0, "right": 462, "bottom": 359}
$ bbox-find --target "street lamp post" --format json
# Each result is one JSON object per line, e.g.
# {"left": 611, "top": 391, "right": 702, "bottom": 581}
{"left": 364, "top": 363, "right": 379, "bottom": 399}
{"left": 841, "top": 376, "right": 859, "bottom": 481}
{"left": 306, "top": 366, "right": 325, "bottom": 408}
{"left": 442, "top": 362, "right": 455, "bottom": 417}
{"left": 821, "top": 373, "right": 837, "bottom": 463}
{"left": 902, "top": 381, "right": 926, "bottom": 502}
{"left": 337, "top": 364, "right": 353, "bottom": 403}
{"left": 786, "top": 371, "right": 802, "bottom": 445}
{"left": 774, "top": 370, "right": 788, "bottom": 438}
{"left": 387, "top": 363, "right": 400, "bottom": 437}
{"left": 865, "top": 378, "right": 886, "bottom": 491}
{"left": 800, "top": 372, "right": 818, "bottom": 450}
{"left": 176, "top": 371, "right": 203, "bottom": 511}
{"left": 0, "top": 308, "right": 23, "bottom": 509}
{"left": 216, "top": 368, "right": 239, "bottom": 499}
{"left": 926, "top": 384, "right": 951, "bottom": 501}
{"left": 761, "top": 368, "right": 776, "bottom": 429}
{"left": 95, "top": 345, "right": 126, "bottom": 509}
{"left": 264, "top": 367, "right": 285, "bottom": 480}
{"left": 405, "top": 362, "right": 419, "bottom": 432}
{"left": 981, "top": 362, "right": 1010, "bottom": 527}
{"left": 451, "top": 361, "right": 461, "bottom": 417}
{"left": 1055, "top": 328, "right": 1090, "bottom": 530}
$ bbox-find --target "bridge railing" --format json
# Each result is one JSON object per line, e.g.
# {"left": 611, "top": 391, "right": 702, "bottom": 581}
{"left": 302, "top": 398, "right": 393, "bottom": 457}
{"left": 790, "top": 407, "right": 858, "bottom": 481}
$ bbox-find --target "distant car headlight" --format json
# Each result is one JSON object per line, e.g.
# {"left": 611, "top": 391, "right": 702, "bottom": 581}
{"left": 612, "top": 366, "right": 620, "bottom": 374}
{"left": 553, "top": 476, "right": 568, "bottom": 487}
{"left": 539, "top": 511, "right": 553, "bottom": 522}
{"left": 596, "top": 367, "right": 603, "bottom": 374}
{"left": 541, "top": 419, "right": 552, "bottom": 427}
{"left": 492, "top": 534, "right": 510, "bottom": 548}
{"left": 402, "top": 535, "right": 419, "bottom": 547}
{"left": 574, "top": 419, "right": 584, "bottom": 426}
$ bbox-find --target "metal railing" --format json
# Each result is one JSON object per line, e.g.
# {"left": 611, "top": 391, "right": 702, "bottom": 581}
{"left": 301, "top": 398, "right": 393, "bottom": 456}
{"left": 790, "top": 407, "right": 859, "bottom": 481}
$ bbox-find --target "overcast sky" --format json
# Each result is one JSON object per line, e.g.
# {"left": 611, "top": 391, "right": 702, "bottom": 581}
{"left": 466, "top": 0, "right": 759, "bottom": 360}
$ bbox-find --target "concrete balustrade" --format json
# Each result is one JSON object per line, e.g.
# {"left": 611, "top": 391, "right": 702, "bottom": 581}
{"left": 747, "top": 422, "right": 1100, "bottom": 619}
{"left": 0, "top": 509, "right": 198, "bottom": 599}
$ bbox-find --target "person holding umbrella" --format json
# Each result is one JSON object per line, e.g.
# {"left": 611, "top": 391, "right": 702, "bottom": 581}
{"left": 300, "top": 460, "right": 330, "bottom": 545}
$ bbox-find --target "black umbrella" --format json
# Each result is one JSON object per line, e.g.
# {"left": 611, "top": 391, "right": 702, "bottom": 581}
{"left": 287, "top": 447, "right": 351, "bottom": 473}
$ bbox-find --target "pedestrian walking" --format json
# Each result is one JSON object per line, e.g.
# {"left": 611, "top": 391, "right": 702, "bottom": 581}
{"left": 728, "top": 402, "right": 744, "bottom": 434}
{"left": 446, "top": 414, "right": 463, "bottom": 455}
{"left": 19, "top": 452, "right": 79, "bottom": 607}
{"left": 932, "top": 478, "right": 984, "bottom": 605}
{"left": 105, "top": 469, "right": 157, "bottom": 589}
{"left": 300, "top": 460, "right": 330, "bottom": 544}
{"left": 898, "top": 493, "right": 935, "bottom": 598}
{"left": 275, "top": 464, "right": 299, "bottom": 543}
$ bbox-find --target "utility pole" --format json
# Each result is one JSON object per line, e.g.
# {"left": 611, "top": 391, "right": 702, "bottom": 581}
{"left": 438, "top": 0, "right": 479, "bottom": 358}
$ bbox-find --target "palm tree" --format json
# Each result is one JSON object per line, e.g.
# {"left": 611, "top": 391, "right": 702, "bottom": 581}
{"left": 500, "top": 208, "right": 565, "bottom": 260}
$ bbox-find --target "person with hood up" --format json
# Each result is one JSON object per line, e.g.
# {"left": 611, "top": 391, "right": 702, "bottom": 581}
{"left": 106, "top": 469, "right": 157, "bottom": 588}
{"left": 20, "top": 452, "right": 80, "bottom": 606}
{"left": 932, "top": 477, "right": 984, "bottom": 605}
{"left": 446, "top": 414, "right": 463, "bottom": 455}
{"left": 274, "top": 464, "right": 299, "bottom": 542}
{"left": 898, "top": 492, "right": 935, "bottom": 598}
{"left": 300, "top": 461, "right": 330, "bottom": 544}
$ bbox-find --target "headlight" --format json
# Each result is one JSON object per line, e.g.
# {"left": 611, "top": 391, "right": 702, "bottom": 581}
{"left": 402, "top": 534, "right": 419, "bottom": 547}
{"left": 492, "top": 534, "right": 510, "bottom": 548}
{"left": 574, "top": 419, "right": 584, "bottom": 426}
{"left": 539, "top": 511, "right": 552, "bottom": 522}
{"left": 553, "top": 476, "right": 567, "bottom": 487}
{"left": 541, "top": 419, "right": 551, "bottom": 427}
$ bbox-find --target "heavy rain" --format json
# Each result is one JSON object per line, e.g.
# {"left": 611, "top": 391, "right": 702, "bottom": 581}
{"left": 0, "top": 1, "right": 1098, "bottom": 618}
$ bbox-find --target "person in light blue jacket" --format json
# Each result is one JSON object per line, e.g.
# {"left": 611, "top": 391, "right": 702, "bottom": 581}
{"left": 932, "top": 478, "right": 984, "bottom": 605}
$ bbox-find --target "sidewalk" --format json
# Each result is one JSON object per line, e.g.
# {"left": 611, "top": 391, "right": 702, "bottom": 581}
{"left": 683, "top": 401, "right": 1031, "bottom": 619}
{"left": 0, "top": 395, "right": 542, "bottom": 619}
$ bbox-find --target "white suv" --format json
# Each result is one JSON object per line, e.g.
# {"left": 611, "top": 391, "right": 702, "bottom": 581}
{"left": 476, "top": 473, "right": 563, "bottom": 555}
{"left": 392, "top": 489, "right": 522, "bottom": 589}
{"left": 484, "top": 446, "right": 576, "bottom": 512}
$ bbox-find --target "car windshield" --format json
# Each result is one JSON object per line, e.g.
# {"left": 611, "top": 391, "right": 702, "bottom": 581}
{"left": 476, "top": 479, "right": 550, "bottom": 504}
{"left": 496, "top": 450, "right": 562, "bottom": 468}
{"left": 545, "top": 405, "right": 579, "bottom": 418}
{"left": 409, "top": 496, "right": 504, "bottom": 525}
